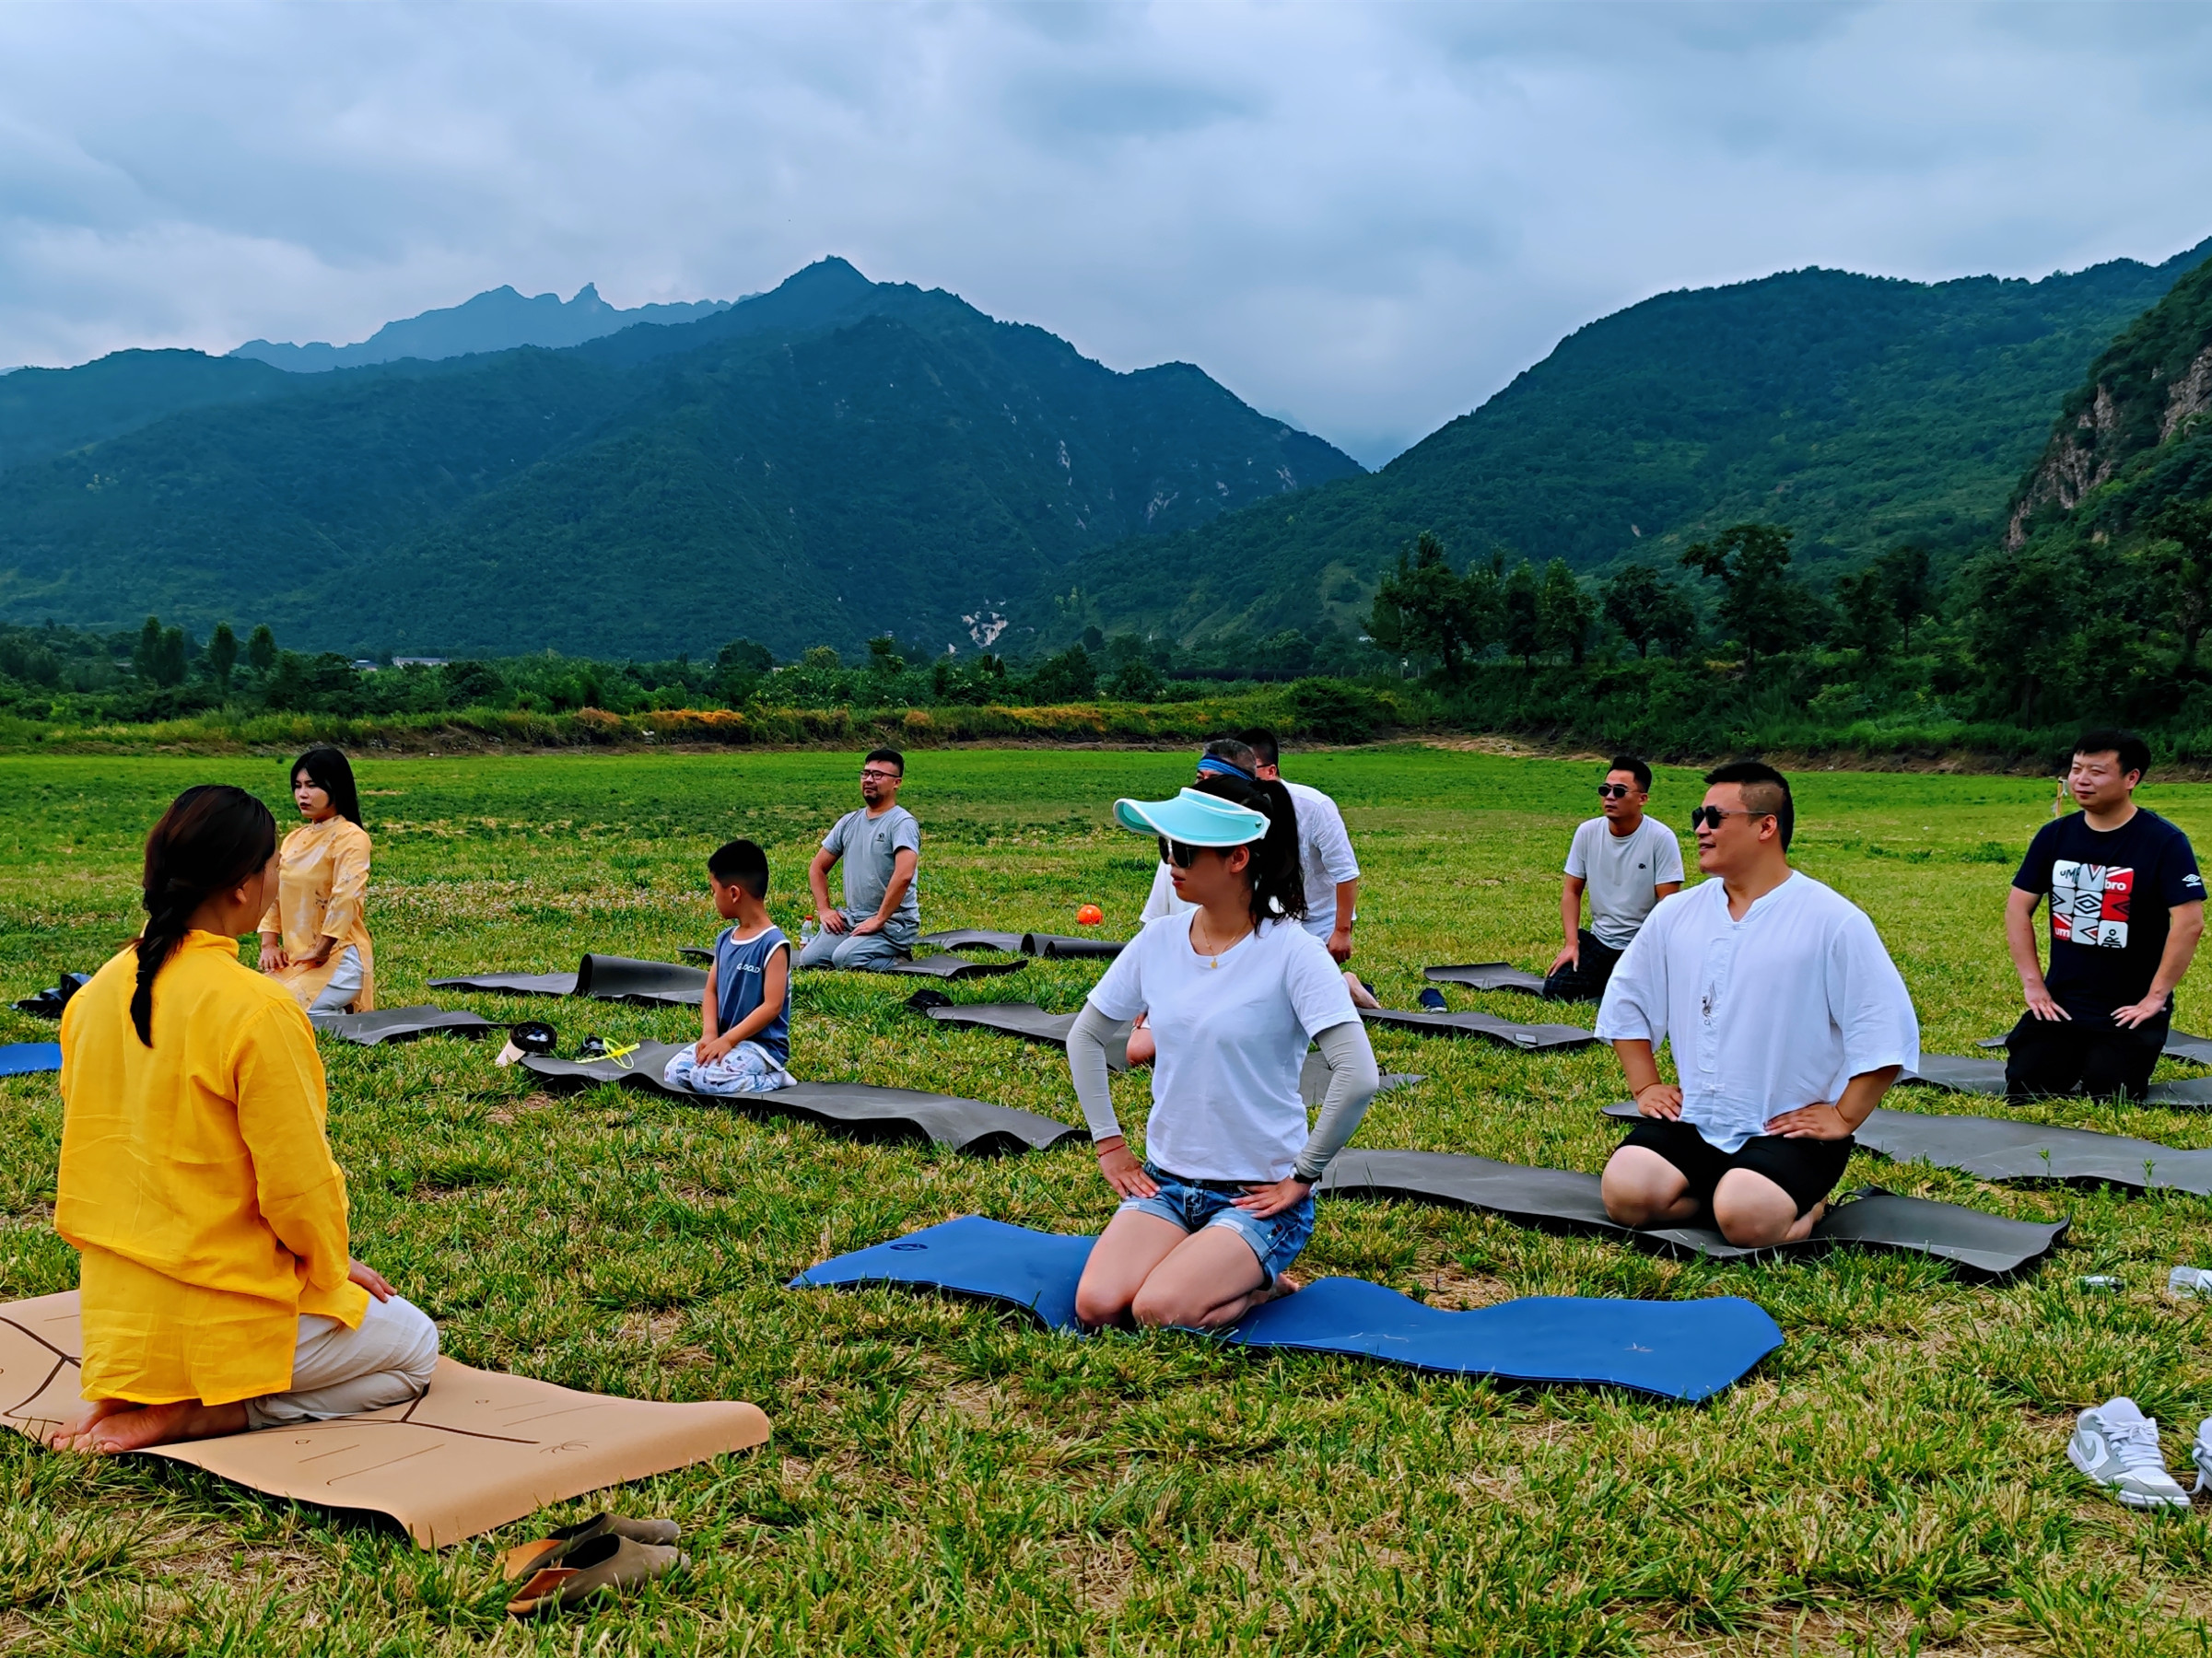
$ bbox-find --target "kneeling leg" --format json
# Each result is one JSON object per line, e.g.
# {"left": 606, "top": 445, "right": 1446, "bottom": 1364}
{"left": 1073, "top": 1209, "right": 1187, "bottom": 1329}
{"left": 1710, "top": 1168, "right": 1820, "bottom": 1247}
{"left": 1600, "top": 1145, "right": 1700, "bottom": 1228}
{"left": 1129, "top": 1225, "right": 1272, "bottom": 1330}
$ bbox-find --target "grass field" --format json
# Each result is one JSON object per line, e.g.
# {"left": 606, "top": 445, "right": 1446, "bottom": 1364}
{"left": 7, "top": 745, "right": 2212, "bottom": 1655}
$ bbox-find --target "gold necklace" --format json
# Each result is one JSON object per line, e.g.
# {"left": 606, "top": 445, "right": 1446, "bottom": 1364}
{"left": 1192, "top": 912, "right": 1251, "bottom": 969}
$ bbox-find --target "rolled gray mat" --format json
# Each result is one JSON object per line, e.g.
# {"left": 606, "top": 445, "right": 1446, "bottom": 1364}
{"left": 521, "top": 1039, "right": 1084, "bottom": 1156}
{"left": 919, "top": 928, "right": 1125, "bottom": 960}
{"left": 1317, "top": 1147, "right": 2064, "bottom": 1277}
{"left": 1361, "top": 1006, "right": 1597, "bottom": 1052}
{"left": 311, "top": 1006, "right": 497, "bottom": 1045}
{"left": 878, "top": 956, "right": 1029, "bottom": 982}
{"left": 1600, "top": 1099, "right": 2212, "bottom": 1196}
{"left": 1977, "top": 1028, "right": 2212, "bottom": 1064}
{"left": 1423, "top": 963, "right": 1552, "bottom": 996}
{"left": 918, "top": 928, "right": 1027, "bottom": 953}
{"left": 428, "top": 954, "right": 706, "bottom": 1006}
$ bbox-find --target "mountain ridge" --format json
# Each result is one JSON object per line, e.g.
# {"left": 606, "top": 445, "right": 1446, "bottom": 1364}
{"left": 229, "top": 281, "right": 733, "bottom": 372}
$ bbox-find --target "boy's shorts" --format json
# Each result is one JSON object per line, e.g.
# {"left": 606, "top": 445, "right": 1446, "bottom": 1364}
{"left": 664, "top": 1039, "right": 794, "bottom": 1096}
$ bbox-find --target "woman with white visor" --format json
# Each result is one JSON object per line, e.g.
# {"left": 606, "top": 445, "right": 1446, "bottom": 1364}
{"left": 1068, "top": 772, "right": 1381, "bottom": 1330}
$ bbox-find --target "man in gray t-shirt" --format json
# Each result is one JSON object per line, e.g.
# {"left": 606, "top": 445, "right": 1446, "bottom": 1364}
{"left": 800, "top": 747, "right": 922, "bottom": 973}
{"left": 1546, "top": 754, "right": 1685, "bottom": 1003}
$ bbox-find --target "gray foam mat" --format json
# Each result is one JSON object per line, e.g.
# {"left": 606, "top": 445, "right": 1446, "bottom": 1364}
{"left": 521, "top": 1040, "right": 1083, "bottom": 1156}
{"left": 917, "top": 1001, "right": 1133, "bottom": 1070}
{"left": 1977, "top": 1028, "right": 2212, "bottom": 1065}
{"left": 1319, "top": 1147, "right": 2064, "bottom": 1276}
{"left": 429, "top": 954, "right": 707, "bottom": 1007}
{"left": 1902, "top": 1052, "right": 2212, "bottom": 1109}
{"left": 1600, "top": 1100, "right": 2212, "bottom": 1197}
{"left": 1423, "top": 963, "right": 1552, "bottom": 996}
{"left": 1362, "top": 1006, "right": 1597, "bottom": 1052}
{"left": 919, "top": 928, "right": 1126, "bottom": 961}
{"left": 310, "top": 1006, "right": 497, "bottom": 1045}
{"left": 879, "top": 956, "right": 1029, "bottom": 982}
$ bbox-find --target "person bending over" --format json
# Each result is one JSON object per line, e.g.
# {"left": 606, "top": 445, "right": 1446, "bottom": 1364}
{"left": 1243, "top": 728, "right": 1363, "bottom": 967}
{"left": 258, "top": 747, "right": 377, "bottom": 1015}
{"left": 1597, "top": 761, "right": 1918, "bottom": 1248}
{"left": 665, "top": 838, "right": 795, "bottom": 1096}
{"left": 1546, "top": 753, "right": 1682, "bottom": 1003}
{"left": 801, "top": 748, "right": 921, "bottom": 972}
{"left": 2006, "top": 728, "right": 2206, "bottom": 1103}
{"left": 51, "top": 785, "right": 436, "bottom": 1454}
{"left": 1068, "top": 773, "right": 1381, "bottom": 1330}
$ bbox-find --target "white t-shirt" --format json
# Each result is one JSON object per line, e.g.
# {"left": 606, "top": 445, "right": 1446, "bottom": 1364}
{"left": 1595, "top": 870, "right": 1920, "bottom": 1152}
{"left": 1282, "top": 779, "right": 1361, "bottom": 938}
{"left": 1565, "top": 815, "right": 1686, "bottom": 951}
{"left": 1086, "top": 913, "right": 1358, "bottom": 1182}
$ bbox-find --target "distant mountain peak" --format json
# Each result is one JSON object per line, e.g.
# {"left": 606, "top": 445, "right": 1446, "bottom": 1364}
{"left": 229, "top": 281, "right": 731, "bottom": 373}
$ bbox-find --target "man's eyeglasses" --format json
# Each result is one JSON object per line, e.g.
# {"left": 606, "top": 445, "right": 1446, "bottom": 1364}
{"left": 1157, "top": 835, "right": 1205, "bottom": 868}
{"left": 1688, "top": 805, "right": 1769, "bottom": 833}
{"left": 1597, "top": 784, "right": 1634, "bottom": 800}
{"left": 860, "top": 767, "right": 901, "bottom": 782}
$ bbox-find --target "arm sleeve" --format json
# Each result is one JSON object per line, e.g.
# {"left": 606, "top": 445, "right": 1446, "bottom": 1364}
{"left": 232, "top": 1000, "right": 354, "bottom": 1296}
{"left": 1653, "top": 828, "right": 1686, "bottom": 884}
{"left": 1593, "top": 906, "right": 1668, "bottom": 1043}
{"left": 2012, "top": 821, "right": 2058, "bottom": 896}
{"left": 2161, "top": 826, "right": 2205, "bottom": 907}
{"left": 1563, "top": 821, "right": 1589, "bottom": 879}
{"left": 1066, "top": 1001, "right": 1127, "bottom": 1144}
{"left": 1830, "top": 910, "right": 1921, "bottom": 1079}
{"left": 319, "top": 828, "right": 370, "bottom": 940}
{"left": 1293, "top": 1018, "right": 1380, "bottom": 1181}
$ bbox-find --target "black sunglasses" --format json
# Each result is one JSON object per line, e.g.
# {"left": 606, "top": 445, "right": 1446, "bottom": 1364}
{"left": 1688, "top": 805, "right": 1770, "bottom": 833}
{"left": 1157, "top": 835, "right": 1208, "bottom": 868}
{"left": 1597, "top": 783, "right": 1634, "bottom": 800}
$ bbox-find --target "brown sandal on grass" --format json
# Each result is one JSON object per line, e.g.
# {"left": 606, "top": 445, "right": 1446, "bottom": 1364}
{"left": 505, "top": 1532, "right": 687, "bottom": 1616}
{"left": 501, "top": 1514, "right": 682, "bottom": 1582}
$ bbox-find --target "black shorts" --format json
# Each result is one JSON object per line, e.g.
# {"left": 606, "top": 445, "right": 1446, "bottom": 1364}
{"left": 1619, "top": 1118, "right": 1854, "bottom": 1217}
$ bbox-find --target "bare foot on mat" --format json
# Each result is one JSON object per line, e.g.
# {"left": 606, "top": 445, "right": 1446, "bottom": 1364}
{"left": 55, "top": 1397, "right": 249, "bottom": 1454}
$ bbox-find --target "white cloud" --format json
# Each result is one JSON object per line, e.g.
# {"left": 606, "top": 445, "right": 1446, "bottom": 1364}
{"left": 1, "top": 1, "right": 2208, "bottom": 462}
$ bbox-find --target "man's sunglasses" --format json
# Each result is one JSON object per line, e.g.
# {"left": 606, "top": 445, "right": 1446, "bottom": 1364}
{"left": 1157, "top": 835, "right": 1209, "bottom": 868}
{"left": 1688, "top": 805, "right": 1770, "bottom": 833}
{"left": 1597, "top": 783, "right": 1635, "bottom": 800}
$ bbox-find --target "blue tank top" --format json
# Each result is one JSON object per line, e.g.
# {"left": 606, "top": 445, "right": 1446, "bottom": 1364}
{"left": 713, "top": 924, "right": 790, "bottom": 1065}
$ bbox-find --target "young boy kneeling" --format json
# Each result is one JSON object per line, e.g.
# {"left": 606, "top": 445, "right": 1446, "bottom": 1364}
{"left": 665, "top": 839, "right": 796, "bottom": 1095}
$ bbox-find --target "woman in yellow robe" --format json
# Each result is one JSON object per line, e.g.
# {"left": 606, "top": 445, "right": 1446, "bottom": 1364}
{"left": 258, "top": 747, "right": 375, "bottom": 1014}
{"left": 51, "top": 784, "right": 436, "bottom": 1454}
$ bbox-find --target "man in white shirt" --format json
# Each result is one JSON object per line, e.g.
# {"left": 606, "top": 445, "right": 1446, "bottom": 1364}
{"left": 1242, "top": 729, "right": 1362, "bottom": 966}
{"left": 1546, "top": 754, "right": 1684, "bottom": 1002}
{"left": 1595, "top": 760, "right": 1919, "bottom": 1247}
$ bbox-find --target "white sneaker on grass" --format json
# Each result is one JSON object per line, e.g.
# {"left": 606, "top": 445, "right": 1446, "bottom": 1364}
{"left": 2069, "top": 1397, "right": 2192, "bottom": 1510}
{"left": 2192, "top": 1418, "right": 2212, "bottom": 1495}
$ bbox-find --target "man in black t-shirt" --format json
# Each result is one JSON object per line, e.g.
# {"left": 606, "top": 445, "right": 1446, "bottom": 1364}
{"left": 2006, "top": 728, "right": 2206, "bottom": 1102}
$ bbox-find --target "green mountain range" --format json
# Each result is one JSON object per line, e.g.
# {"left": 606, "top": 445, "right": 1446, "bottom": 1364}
{"left": 1065, "top": 237, "right": 2212, "bottom": 647}
{"left": 0, "top": 259, "right": 1358, "bottom": 660}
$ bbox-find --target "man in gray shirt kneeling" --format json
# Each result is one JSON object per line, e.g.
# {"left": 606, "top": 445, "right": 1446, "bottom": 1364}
{"left": 801, "top": 748, "right": 921, "bottom": 972}
{"left": 1546, "top": 754, "right": 1684, "bottom": 1003}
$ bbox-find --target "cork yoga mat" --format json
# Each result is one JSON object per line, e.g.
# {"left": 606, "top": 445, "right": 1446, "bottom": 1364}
{"left": 0, "top": 1291, "right": 768, "bottom": 1548}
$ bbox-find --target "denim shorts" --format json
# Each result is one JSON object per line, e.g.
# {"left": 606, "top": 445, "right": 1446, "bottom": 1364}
{"left": 1118, "top": 1162, "right": 1317, "bottom": 1286}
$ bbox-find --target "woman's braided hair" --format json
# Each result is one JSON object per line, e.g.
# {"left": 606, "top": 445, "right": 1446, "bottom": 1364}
{"left": 1190, "top": 772, "right": 1306, "bottom": 928}
{"left": 132, "top": 785, "right": 277, "bottom": 1046}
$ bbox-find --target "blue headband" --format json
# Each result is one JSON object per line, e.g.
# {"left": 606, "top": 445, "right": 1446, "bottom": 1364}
{"left": 1196, "top": 755, "right": 1252, "bottom": 780}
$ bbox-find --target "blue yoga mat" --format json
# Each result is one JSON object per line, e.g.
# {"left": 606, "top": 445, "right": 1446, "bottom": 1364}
{"left": 0, "top": 1043, "right": 61, "bottom": 1078}
{"left": 791, "top": 1215, "right": 1783, "bottom": 1401}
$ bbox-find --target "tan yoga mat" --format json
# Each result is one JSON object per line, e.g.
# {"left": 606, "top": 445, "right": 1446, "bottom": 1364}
{"left": 0, "top": 1291, "right": 770, "bottom": 1548}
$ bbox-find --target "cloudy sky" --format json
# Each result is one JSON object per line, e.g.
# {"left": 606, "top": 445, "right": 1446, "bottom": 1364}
{"left": 4, "top": 3, "right": 2210, "bottom": 465}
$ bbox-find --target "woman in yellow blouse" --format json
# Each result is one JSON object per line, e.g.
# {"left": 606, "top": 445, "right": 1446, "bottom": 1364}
{"left": 51, "top": 784, "right": 436, "bottom": 1454}
{"left": 258, "top": 747, "right": 375, "bottom": 1014}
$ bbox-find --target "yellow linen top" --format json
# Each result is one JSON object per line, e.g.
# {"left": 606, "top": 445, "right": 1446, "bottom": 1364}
{"left": 256, "top": 815, "right": 376, "bottom": 1012}
{"left": 57, "top": 932, "right": 367, "bottom": 1406}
